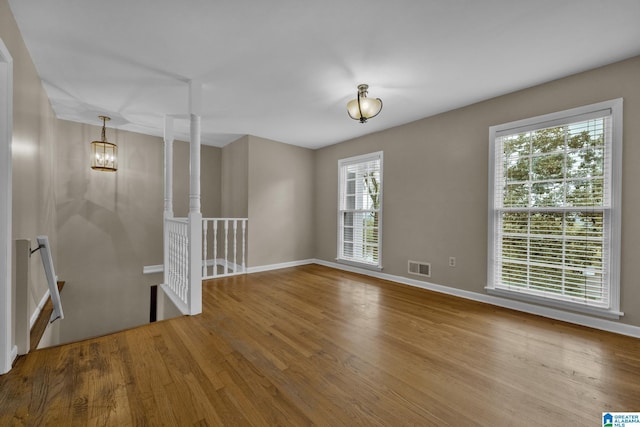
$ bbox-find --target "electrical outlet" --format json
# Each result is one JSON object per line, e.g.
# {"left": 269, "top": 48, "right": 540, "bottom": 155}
{"left": 449, "top": 257, "right": 456, "bottom": 267}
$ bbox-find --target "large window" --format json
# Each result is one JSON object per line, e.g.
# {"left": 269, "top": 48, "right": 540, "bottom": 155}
{"left": 338, "top": 151, "right": 383, "bottom": 269}
{"left": 488, "top": 99, "right": 622, "bottom": 318}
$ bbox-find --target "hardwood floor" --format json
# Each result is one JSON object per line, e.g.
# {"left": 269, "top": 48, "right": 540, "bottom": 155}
{"left": 1, "top": 264, "right": 639, "bottom": 426}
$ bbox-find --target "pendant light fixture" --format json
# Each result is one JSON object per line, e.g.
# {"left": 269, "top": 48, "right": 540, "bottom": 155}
{"left": 90, "top": 115, "right": 117, "bottom": 172}
{"left": 347, "top": 84, "right": 383, "bottom": 123}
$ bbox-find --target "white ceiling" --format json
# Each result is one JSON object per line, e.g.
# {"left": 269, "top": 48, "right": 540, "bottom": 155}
{"left": 8, "top": 0, "right": 640, "bottom": 149}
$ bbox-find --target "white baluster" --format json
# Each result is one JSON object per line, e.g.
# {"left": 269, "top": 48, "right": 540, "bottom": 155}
{"left": 185, "top": 222, "right": 189, "bottom": 300}
{"left": 172, "top": 225, "right": 176, "bottom": 290}
{"left": 171, "top": 225, "right": 176, "bottom": 290}
{"left": 179, "top": 233, "right": 182, "bottom": 295}
{"left": 224, "top": 220, "right": 229, "bottom": 275}
{"left": 233, "top": 220, "right": 238, "bottom": 273}
{"left": 213, "top": 220, "right": 218, "bottom": 277}
{"left": 202, "top": 220, "right": 208, "bottom": 277}
{"left": 242, "top": 220, "right": 246, "bottom": 272}
{"left": 168, "top": 225, "right": 172, "bottom": 288}
{"left": 172, "top": 224, "right": 177, "bottom": 295}
{"left": 174, "top": 224, "right": 179, "bottom": 292}
{"left": 182, "top": 223, "right": 187, "bottom": 301}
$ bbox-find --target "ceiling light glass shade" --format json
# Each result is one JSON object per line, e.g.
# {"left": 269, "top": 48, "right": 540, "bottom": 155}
{"left": 347, "top": 84, "right": 382, "bottom": 123}
{"left": 91, "top": 141, "right": 118, "bottom": 171}
{"left": 90, "top": 116, "right": 117, "bottom": 172}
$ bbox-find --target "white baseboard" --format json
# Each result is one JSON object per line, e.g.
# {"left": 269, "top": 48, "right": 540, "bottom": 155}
{"left": 10, "top": 344, "right": 17, "bottom": 366}
{"left": 143, "top": 264, "right": 163, "bottom": 274}
{"left": 159, "top": 284, "right": 189, "bottom": 316}
{"left": 145, "top": 259, "right": 247, "bottom": 275}
{"left": 311, "top": 259, "right": 640, "bottom": 339}
{"left": 246, "top": 259, "right": 315, "bottom": 274}
{"left": 209, "top": 258, "right": 243, "bottom": 271}
{"left": 29, "top": 289, "right": 50, "bottom": 330}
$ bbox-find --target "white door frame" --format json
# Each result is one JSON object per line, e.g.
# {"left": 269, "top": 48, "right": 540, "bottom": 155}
{"left": 0, "top": 38, "right": 14, "bottom": 374}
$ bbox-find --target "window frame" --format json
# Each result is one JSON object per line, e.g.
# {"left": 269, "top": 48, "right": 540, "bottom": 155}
{"left": 337, "top": 151, "right": 383, "bottom": 270}
{"left": 487, "top": 99, "right": 623, "bottom": 319}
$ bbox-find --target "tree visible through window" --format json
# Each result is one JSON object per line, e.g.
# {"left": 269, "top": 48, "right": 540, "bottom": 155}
{"left": 338, "top": 152, "right": 383, "bottom": 269}
{"left": 488, "top": 100, "right": 622, "bottom": 317}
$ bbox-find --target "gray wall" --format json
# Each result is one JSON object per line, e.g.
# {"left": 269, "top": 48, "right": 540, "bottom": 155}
{"left": 54, "top": 120, "right": 222, "bottom": 343}
{"left": 248, "top": 136, "right": 315, "bottom": 267}
{"left": 1, "top": 0, "right": 56, "bottom": 351}
{"left": 315, "top": 56, "right": 640, "bottom": 327}
{"left": 55, "top": 120, "right": 164, "bottom": 342}
{"left": 221, "top": 136, "right": 248, "bottom": 218}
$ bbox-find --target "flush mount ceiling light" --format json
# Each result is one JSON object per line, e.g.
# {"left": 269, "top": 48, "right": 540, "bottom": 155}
{"left": 90, "top": 115, "right": 117, "bottom": 172}
{"left": 347, "top": 84, "right": 383, "bottom": 123}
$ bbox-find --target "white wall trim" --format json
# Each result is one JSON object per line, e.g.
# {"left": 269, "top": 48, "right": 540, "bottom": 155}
{"left": 246, "top": 259, "right": 315, "bottom": 274}
{"left": 159, "top": 283, "right": 189, "bottom": 315}
{"left": 311, "top": 259, "right": 640, "bottom": 339}
{"left": 9, "top": 345, "right": 17, "bottom": 366}
{"left": 144, "top": 258, "right": 248, "bottom": 275}
{"left": 30, "top": 289, "right": 51, "bottom": 330}
{"left": 206, "top": 259, "right": 245, "bottom": 276}
{"left": 143, "top": 264, "right": 163, "bottom": 274}
{"left": 0, "top": 37, "right": 14, "bottom": 374}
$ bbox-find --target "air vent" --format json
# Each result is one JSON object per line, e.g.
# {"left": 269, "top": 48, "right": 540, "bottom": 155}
{"left": 408, "top": 260, "right": 431, "bottom": 277}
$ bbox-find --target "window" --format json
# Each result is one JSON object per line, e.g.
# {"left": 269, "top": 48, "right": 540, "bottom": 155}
{"left": 487, "top": 99, "right": 622, "bottom": 318}
{"left": 338, "top": 151, "right": 383, "bottom": 269}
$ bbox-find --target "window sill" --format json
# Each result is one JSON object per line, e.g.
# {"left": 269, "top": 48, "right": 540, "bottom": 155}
{"left": 336, "top": 258, "right": 383, "bottom": 272}
{"left": 486, "top": 287, "right": 623, "bottom": 320}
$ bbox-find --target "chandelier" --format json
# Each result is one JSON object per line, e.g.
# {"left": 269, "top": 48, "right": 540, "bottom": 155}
{"left": 90, "top": 116, "right": 117, "bottom": 172}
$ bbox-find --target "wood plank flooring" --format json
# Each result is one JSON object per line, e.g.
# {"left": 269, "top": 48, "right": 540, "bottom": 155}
{"left": 1, "top": 264, "right": 639, "bottom": 426}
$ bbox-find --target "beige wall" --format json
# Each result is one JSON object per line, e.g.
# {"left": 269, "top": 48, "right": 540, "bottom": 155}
{"left": 219, "top": 135, "right": 315, "bottom": 267}
{"left": 55, "top": 120, "right": 222, "bottom": 343}
{"left": 55, "top": 121, "right": 164, "bottom": 342}
{"left": 221, "top": 136, "right": 248, "bottom": 218}
{"left": 201, "top": 144, "right": 222, "bottom": 218}
{"left": 248, "top": 136, "right": 315, "bottom": 266}
{"left": 1, "top": 0, "right": 56, "bottom": 351}
{"left": 315, "top": 56, "right": 640, "bottom": 327}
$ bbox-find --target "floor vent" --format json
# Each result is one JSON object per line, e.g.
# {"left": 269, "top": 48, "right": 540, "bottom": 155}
{"left": 408, "top": 260, "right": 431, "bottom": 278}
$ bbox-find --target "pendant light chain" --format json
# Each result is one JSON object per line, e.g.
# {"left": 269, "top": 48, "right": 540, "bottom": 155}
{"left": 101, "top": 116, "right": 107, "bottom": 142}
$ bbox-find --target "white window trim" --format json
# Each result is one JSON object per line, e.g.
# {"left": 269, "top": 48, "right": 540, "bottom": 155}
{"left": 337, "top": 151, "right": 383, "bottom": 271}
{"left": 487, "top": 99, "right": 623, "bottom": 319}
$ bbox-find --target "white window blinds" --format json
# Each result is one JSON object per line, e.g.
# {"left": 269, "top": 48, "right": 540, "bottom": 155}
{"left": 488, "top": 100, "right": 622, "bottom": 316}
{"left": 338, "top": 152, "right": 383, "bottom": 268}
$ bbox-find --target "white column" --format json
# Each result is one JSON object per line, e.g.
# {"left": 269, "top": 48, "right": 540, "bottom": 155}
{"left": 189, "top": 81, "right": 202, "bottom": 214}
{"left": 163, "top": 116, "right": 174, "bottom": 218}
{"left": 163, "top": 116, "right": 174, "bottom": 289}
{"left": 187, "top": 80, "right": 202, "bottom": 315}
